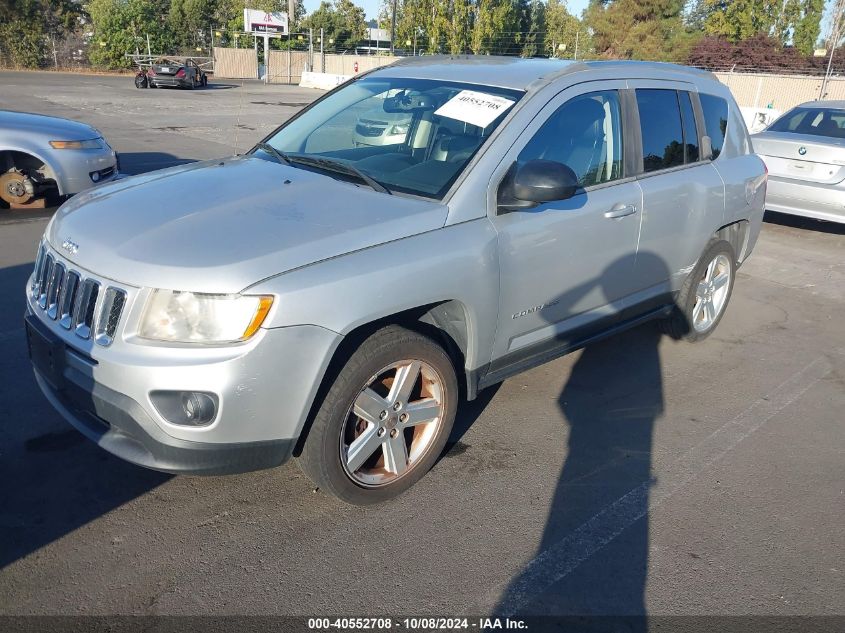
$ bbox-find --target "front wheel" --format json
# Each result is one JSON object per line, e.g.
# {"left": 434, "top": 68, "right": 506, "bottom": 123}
{"left": 662, "top": 239, "right": 736, "bottom": 342}
{"left": 298, "top": 325, "right": 458, "bottom": 505}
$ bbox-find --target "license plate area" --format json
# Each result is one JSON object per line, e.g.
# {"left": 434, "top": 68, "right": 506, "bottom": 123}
{"left": 25, "top": 315, "right": 66, "bottom": 390}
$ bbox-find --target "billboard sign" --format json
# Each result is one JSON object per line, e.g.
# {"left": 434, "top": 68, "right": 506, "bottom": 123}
{"left": 244, "top": 9, "right": 288, "bottom": 35}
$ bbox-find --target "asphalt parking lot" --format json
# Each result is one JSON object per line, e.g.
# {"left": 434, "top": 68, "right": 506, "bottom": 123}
{"left": 0, "top": 71, "right": 843, "bottom": 623}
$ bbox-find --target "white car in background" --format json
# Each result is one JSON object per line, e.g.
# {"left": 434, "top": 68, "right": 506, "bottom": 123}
{"left": 753, "top": 100, "right": 845, "bottom": 224}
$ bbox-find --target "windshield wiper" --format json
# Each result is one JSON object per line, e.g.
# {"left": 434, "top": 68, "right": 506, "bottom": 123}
{"left": 255, "top": 142, "right": 291, "bottom": 165}
{"left": 288, "top": 154, "right": 391, "bottom": 195}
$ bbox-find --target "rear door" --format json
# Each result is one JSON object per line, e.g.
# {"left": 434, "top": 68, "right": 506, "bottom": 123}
{"left": 628, "top": 82, "right": 726, "bottom": 304}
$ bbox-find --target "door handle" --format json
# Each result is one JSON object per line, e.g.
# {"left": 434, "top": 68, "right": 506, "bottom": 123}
{"left": 604, "top": 203, "right": 638, "bottom": 219}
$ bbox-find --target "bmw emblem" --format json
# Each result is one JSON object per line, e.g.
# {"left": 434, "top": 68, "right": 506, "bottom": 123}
{"left": 798, "top": 146, "right": 807, "bottom": 155}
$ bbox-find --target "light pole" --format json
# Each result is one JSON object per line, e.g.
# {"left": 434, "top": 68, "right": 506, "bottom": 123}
{"left": 820, "top": 0, "right": 845, "bottom": 100}
{"left": 391, "top": 0, "right": 397, "bottom": 54}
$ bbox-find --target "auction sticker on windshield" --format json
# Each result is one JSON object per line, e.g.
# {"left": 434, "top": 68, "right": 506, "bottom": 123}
{"left": 434, "top": 90, "right": 516, "bottom": 128}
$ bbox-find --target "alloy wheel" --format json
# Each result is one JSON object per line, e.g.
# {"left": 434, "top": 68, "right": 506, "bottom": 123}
{"left": 692, "top": 253, "right": 731, "bottom": 333}
{"left": 340, "top": 359, "right": 445, "bottom": 487}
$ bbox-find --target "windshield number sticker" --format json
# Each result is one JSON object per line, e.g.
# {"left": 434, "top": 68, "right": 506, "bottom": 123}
{"left": 434, "top": 90, "right": 515, "bottom": 128}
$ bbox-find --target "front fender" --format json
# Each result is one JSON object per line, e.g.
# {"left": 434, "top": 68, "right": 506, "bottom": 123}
{"left": 246, "top": 218, "right": 500, "bottom": 374}
{"left": 1, "top": 141, "right": 64, "bottom": 194}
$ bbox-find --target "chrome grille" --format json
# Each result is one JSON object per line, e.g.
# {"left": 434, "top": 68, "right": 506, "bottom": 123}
{"left": 46, "top": 262, "right": 65, "bottom": 319}
{"left": 31, "top": 243, "right": 127, "bottom": 347}
{"left": 59, "top": 271, "right": 80, "bottom": 329}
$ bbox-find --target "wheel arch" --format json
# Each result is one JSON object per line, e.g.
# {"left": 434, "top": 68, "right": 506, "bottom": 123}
{"left": 714, "top": 219, "right": 750, "bottom": 264}
{"left": 0, "top": 148, "right": 63, "bottom": 194}
{"left": 291, "top": 300, "right": 472, "bottom": 457}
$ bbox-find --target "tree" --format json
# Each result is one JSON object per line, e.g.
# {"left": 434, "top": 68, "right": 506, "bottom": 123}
{"left": 302, "top": 0, "right": 365, "bottom": 49}
{"left": 0, "top": 0, "right": 85, "bottom": 68}
{"left": 169, "top": 0, "right": 222, "bottom": 50}
{"left": 520, "top": 0, "right": 544, "bottom": 56}
{"left": 686, "top": 33, "right": 845, "bottom": 72}
{"left": 470, "top": 0, "right": 513, "bottom": 53}
{"left": 585, "top": 0, "right": 695, "bottom": 61}
{"left": 87, "top": 0, "right": 175, "bottom": 68}
{"left": 693, "top": 0, "right": 824, "bottom": 54}
{"left": 544, "top": 0, "right": 579, "bottom": 57}
{"left": 446, "top": 0, "right": 471, "bottom": 52}
{"left": 793, "top": 0, "right": 825, "bottom": 55}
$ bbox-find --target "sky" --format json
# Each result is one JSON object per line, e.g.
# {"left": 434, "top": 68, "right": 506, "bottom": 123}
{"left": 301, "top": 0, "right": 591, "bottom": 23}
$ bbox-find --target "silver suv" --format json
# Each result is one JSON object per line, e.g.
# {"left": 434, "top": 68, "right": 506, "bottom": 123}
{"left": 25, "top": 58, "right": 766, "bottom": 504}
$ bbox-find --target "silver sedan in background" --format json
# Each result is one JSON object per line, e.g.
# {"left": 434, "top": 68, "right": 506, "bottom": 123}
{"left": 0, "top": 110, "right": 118, "bottom": 207}
{"left": 753, "top": 100, "right": 845, "bottom": 224}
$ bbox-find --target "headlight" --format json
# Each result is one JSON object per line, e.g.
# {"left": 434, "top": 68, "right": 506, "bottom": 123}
{"left": 389, "top": 123, "right": 410, "bottom": 135}
{"left": 49, "top": 138, "right": 103, "bottom": 150}
{"left": 139, "top": 290, "right": 273, "bottom": 343}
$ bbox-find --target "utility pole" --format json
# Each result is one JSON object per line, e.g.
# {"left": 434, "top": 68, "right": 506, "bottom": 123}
{"left": 821, "top": 0, "right": 845, "bottom": 99}
{"left": 391, "top": 0, "right": 397, "bottom": 54}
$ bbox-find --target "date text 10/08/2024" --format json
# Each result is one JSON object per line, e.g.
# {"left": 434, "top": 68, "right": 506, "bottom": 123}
{"left": 307, "top": 618, "right": 529, "bottom": 630}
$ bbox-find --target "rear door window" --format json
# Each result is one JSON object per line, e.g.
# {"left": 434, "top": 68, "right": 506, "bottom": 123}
{"left": 636, "top": 89, "right": 684, "bottom": 172}
{"left": 699, "top": 94, "right": 729, "bottom": 159}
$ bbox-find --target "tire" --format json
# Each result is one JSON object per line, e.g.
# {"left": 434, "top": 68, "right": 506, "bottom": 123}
{"left": 134, "top": 73, "right": 148, "bottom": 89}
{"left": 201, "top": 74, "right": 208, "bottom": 87}
{"left": 661, "top": 239, "right": 736, "bottom": 342}
{"left": 298, "top": 325, "right": 458, "bottom": 505}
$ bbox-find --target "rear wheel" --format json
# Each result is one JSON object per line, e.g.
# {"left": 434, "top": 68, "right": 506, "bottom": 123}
{"left": 662, "top": 240, "right": 736, "bottom": 342}
{"left": 298, "top": 325, "right": 458, "bottom": 505}
{"left": 134, "top": 73, "right": 148, "bottom": 89}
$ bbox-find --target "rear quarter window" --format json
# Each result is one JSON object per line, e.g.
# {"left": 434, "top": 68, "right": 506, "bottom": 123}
{"left": 699, "top": 94, "right": 729, "bottom": 159}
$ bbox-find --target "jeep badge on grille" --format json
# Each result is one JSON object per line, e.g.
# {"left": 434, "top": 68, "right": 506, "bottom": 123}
{"left": 61, "top": 238, "right": 79, "bottom": 255}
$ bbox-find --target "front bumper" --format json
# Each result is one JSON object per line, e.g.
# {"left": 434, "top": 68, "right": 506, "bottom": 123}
{"left": 56, "top": 147, "right": 119, "bottom": 196}
{"left": 25, "top": 284, "right": 342, "bottom": 474}
{"left": 766, "top": 175, "right": 845, "bottom": 224}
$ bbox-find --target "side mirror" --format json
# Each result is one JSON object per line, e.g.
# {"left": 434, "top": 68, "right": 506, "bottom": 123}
{"left": 498, "top": 160, "right": 579, "bottom": 212}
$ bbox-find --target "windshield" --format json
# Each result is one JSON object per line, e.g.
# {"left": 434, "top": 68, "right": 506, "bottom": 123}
{"left": 768, "top": 107, "right": 845, "bottom": 139}
{"left": 259, "top": 77, "right": 523, "bottom": 199}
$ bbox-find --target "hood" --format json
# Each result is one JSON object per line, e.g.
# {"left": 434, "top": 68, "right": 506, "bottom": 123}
{"left": 46, "top": 156, "right": 448, "bottom": 293}
{"left": 0, "top": 110, "right": 100, "bottom": 140}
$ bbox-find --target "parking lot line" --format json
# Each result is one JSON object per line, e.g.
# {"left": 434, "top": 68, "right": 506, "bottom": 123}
{"left": 496, "top": 355, "right": 832, "bottom": 616}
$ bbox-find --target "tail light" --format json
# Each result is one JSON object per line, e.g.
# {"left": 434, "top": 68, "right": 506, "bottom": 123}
{"left": 147, "top": 67, "right": 156, "bottom": 76}
{"left": 175, "top": 68, "right": 186, "bottom": 78}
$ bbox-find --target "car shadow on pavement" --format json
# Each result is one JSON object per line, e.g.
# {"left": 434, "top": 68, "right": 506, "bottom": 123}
{"left": 496, "top": 253, "right": 681, "bottom": 627}
{"left": 118, "top": 152, "right": 198, "bottom": 176}
{"left": 764, "top": 210, "right": 845, "bottom": 235}
{"left": 0, "top": 262, "right": 171, "bottom": 569}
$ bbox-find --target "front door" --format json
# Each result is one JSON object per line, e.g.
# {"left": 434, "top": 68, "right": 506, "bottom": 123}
{"left": 488, "top": 83, "right": 644, "bottom": 377}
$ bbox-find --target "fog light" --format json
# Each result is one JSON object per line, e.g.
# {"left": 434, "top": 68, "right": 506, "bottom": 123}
{"left": 150, "top": 390, "right": 218, "bottom": 426}
{"left": 181, "top": 392, "right": 215, "bottom": 423}
{"left": 91, "top": 171, "right": 100, "bottom": 182}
